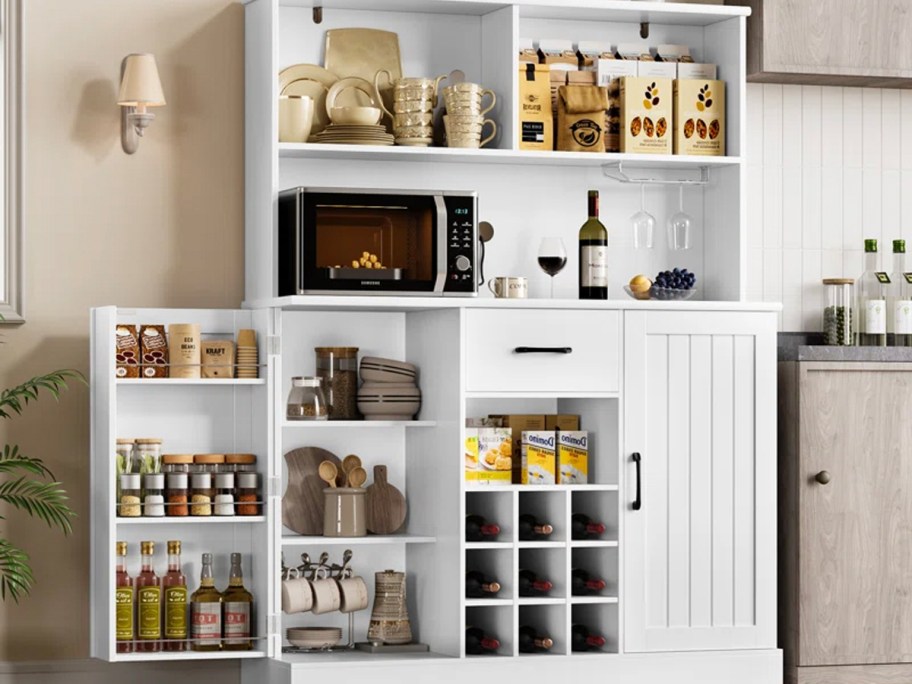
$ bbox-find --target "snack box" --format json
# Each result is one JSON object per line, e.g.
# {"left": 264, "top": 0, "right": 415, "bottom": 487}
{"left": 546, "top": 414, "right": 580, "bottom": 431}
{"left": 465, "top": 427, "right": 512, "bottom": 486}
{"left": 488, "top": 414, "right": 547, "bottom": 483}
{"left": 557, "top": 431, "right": 589, "bottom": 484}
{"left": 674, "top": 79, "right": 725, "bottom": 156}
{"left": 620, "top": 76, "right": 672, "bottom": 154}
{"left": 522, "top": 431, "right": 557, "bottom": 485}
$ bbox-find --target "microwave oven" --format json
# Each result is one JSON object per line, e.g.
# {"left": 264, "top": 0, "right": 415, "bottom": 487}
{"left": 278, "top": 187, "right": 478, "bottom": 296}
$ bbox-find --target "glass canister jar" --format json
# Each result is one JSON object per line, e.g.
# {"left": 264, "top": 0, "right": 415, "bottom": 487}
{"left": 166, "top": 472, "right": 189, "bottom": 517}
{"left": 162, "top": 454, "right": 193, "bottom": 474}
{"left": 143, "top": 473, "right": 166, "bottom": 517}
{"left": 190, "top": 473, "right": 214, "bottom": 516}
{"left": 287, "top": 376, "right": 329, "bottom": 420}
{"left": 214, "top": 473, "right": 236, "bottom": 516}
{"left": 823, "top": 278, "right": 855, "bottom": 346}
{"left": 236, "top": 473, "right": 260, "bottom": 516}
{"left": 315, "top": 347, "right": 359, "bottom": 420}
{"left": 118, "top": 473, "right": 142, "bottom": 517}
{"left": 225, "top": 453, "right": 257, "bottom": 473}
{"left": 193, "top": 454, "right": 225, "bottom": 474}
{"left": 133, "top": 438, "right": 163, "bottom": 474}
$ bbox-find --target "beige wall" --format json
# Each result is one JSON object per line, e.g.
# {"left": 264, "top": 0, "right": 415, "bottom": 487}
{"left": 0, "top": 0, "right": 244, "bottom": 671}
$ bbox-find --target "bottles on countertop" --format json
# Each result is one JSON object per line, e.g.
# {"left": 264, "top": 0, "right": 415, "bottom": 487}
{"left": 465, "top": 626, "right": 501, "bottom": 655}
{"left": 857, "top": 238, "right": 888, "bottom": 347}
{"left": 890, "top": 239, "right": 912, "bottom": 347}
{"left": 466, "top": 514, "right": 501, "bottom": 542}
{"left": 571, "top": 513, "right": 607, "bottom": 540}
{"left": 465, "top": 570, "right": 502, "bottom": 598}
{"left": 519, "top": 625, "right": 554, "bottom": 653}
{"left": 518, "top": 514, "right": 554, "bottom": 541}
{"left": 579, "top": 189, "right": 609, "bottom": 300}
{"left": 518, "top": 569, "right": 554, "bottom": 597}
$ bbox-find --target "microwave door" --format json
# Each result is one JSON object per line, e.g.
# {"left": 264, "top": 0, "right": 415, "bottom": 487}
{"left": 433, "top": 195, "right": 447, "bottom": 294}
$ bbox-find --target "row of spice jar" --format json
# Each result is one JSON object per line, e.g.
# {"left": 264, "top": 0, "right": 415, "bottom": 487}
{"left": 117, "top": 471, "right": 261, "bottom": 518}
{"left": 116, "top": 439, "right": 258, "bottom": 475}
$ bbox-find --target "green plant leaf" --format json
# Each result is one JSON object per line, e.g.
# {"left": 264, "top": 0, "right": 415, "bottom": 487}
{"left": 0, "top": 477, "right": 74, "bottom": 534}
{"left": 0, "top": 445, "right": 54, "bottom": 478}
{"left": 0, "top": 370, "right": 85, "bottom": 420}
{"left": 0, "top": 539, "right": 33, "bottom": 602}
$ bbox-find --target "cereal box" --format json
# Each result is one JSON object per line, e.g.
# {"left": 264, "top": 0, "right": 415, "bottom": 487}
{"left": 557, "top": 431, "right": 589, "bottom": 484}
{"left": 522, "top": 431, "right": 556, "bottom": 485}
{"left": 674, "top": 79, "right": 725, "bottom": 156}
{"left": 620, "top": 76, "right": 672, "bottom": 154}
{"left": 465, "top": 427, "right": 512, "bottom": 486}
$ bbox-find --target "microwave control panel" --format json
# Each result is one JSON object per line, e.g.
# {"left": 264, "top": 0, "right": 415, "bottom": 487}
{"left": 444, "top": 195, "right": 477, "bottom": 293}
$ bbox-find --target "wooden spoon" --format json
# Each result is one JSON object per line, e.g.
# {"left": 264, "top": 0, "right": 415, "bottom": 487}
{"left": 318, "top": 460, "right": 338, "bottom": 488}
{"left": 339, "top": 454, "right": 362, "bottom": 487}
{"left": 347, "top": 465, "right": 367, "bottom": 488}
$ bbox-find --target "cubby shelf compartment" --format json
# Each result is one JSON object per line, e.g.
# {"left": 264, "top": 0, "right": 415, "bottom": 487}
{"left": 114, "top": 650, "right": 267, "bottom": 663}
{"left": 282, "top": 420, "right": 437, "bottom": 428}
{"left": 570, "top": 541, "right": 619, "bottom": 548}
{"left": 465, "top": 542, "right": 513, "bottom": 550}
{"left": 517, "top": 597, "right": 566, "bottom": 606}
{"left": 116, "top": 516, "right": 267, "bottom": 525}
{"left": 117, "top": 378, "right": 265, "bottom": 386}
{"left": 571, "top": 596, "right": 619, "bottom": 605}
{"left": 281, "top": 534, "right": 437, "bottom": 545}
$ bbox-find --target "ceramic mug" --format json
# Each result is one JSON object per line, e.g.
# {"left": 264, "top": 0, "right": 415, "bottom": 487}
{"left": 445, "top": 117, "right": 497, "bottom": 148}
{"left": 281, "top": 573, "right": 314, "bottom": 614}
{"left": 278, "top": 95, "right": 314, "bottom": 143}
{"left": 488, "top": 276, "right": 528, "bottom": 299}
{"left": 336, "top": 575, "right": 369, "bottom": 613}
{"left": 443, "top": 84, "right": 496, "bottom": 116}
{"left": 310, "top": 567, "right": 342, "bottom": 614}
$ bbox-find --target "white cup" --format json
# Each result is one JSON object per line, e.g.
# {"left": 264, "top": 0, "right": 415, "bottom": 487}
{"left": 281, "top": 576, "right": 314, "bottom": 614}
{"left": 310, "top": 568, "right": 342, "bottom": 614}
{"left": 336, "top": 575, "right": 369, "bottom": 613}
{"left": 279, "top": 95, "right": 314, "bottom": 143}
{"left": 488, "top": 276, "right": 528, "bottom": 299}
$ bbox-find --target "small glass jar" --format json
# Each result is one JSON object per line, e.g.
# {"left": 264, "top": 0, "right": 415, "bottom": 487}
{"left": 236, "top": 473, "right": 260, "bottom": 516}
{"left": 115, "top": 439, "right": 134, "bottom": 500}
{"left": 287, "top": 376, "right": 329, "bottom": 421}
{"left": 190, "top": 472, "right": 214, "bottom": 516}
{"left": 193, "top": 454, "right": 225, "bottom": 474}
{"left": 225, "top": 453, "right": 257, "bottom": 473}
{"left": 143, "top": 473, "right": 166, "bottom": 517}
{"left": 162, "top": 454, "right": 194, "bottom": 474}
{"left": 133, "top": 438, "right": 163, "bottom": 474}
{"left": 315, "top": 347, "right": 359, "bottom": 420}
{"left": 823, "top": 278, "right": 855, "bottom": 346}
{"left": 166, "top": 472, "right": 189, "bottom": 517}
{"left": 214, "top": 473, "right": 236, "bottom": 516}
{"left": 118, "top": 473, "right": 142, "bottom": 517}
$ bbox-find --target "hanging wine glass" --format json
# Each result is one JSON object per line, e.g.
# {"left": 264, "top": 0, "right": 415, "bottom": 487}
{"left": 630, "top": 184, "right": 655, "bottom": 249}
{"left": 667, "top": 185, "right": 693, "bottom": 251}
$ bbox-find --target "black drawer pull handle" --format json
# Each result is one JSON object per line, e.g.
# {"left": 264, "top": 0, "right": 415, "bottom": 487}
{"left": 513, "top": 346, "right": 573, "bottom": 354}
{"left": 632, "top": 452, "right": 642, "bottom": 511}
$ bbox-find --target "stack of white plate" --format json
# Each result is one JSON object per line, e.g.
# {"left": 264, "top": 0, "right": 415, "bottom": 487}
{"left": 311, "top": 124, "right": 394, "bottom": 146}
{"left": 286, "top": 626, "right": 343, "bottom": 649}
{"left": 357, "top": 356, "right": 421, "bottom": 420}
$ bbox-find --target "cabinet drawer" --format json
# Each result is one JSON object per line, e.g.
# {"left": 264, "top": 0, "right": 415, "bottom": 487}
{"left": 465, "top": 309, "right": 619, "bottom": 393}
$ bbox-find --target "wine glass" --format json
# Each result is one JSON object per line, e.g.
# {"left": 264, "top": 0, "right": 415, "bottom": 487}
{"left": 630, "top": 184, "right": 655, "bottom": 249}
{"left": 667, "top": 185, "right": 693, "bottom": 250}
{"left": 537, "top": 237, "right": 567, "bottom": 298}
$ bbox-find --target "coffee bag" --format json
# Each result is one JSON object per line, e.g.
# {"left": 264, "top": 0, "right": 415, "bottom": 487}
{"left": 557, "top": 85, "right": 609, "bottom": 153}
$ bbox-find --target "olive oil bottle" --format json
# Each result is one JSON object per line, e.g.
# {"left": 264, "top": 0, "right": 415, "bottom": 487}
{"left": 162, "top": 540, "right": 188, "bottom": 651}
{"left": 115, "top": 541, "right": 133, "bottom": 653}
{"left": 190, "top": 552, "right": 222, "bottom": 651}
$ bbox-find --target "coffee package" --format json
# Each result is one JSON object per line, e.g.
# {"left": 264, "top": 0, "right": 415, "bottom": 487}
{"left": 557, "top": 85, "right": 609, "bottom": 152}
{"left": 518, "top": 63, "right": 553, "bottom": 151}
{"left": 519, "top": 38, "right": 538, "bottom": 63}
{"left": 139, "top": 325, "right": 169, "bottom": 378}
{"left": 674, "top": 79, "right": 725, "bottom": 156}
{"left": 202, "top": 340, "right": 236, "bottom": 378}
{"left": 620, "top": 76, "right": 672, "bottom": 154}
{"left": 115, "top": 325, "right": 140, "bottom": 378}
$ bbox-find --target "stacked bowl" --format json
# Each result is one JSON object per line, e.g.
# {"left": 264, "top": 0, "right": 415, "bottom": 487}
{"left": 357, "top": 356, "right": 422, "bottom": 420}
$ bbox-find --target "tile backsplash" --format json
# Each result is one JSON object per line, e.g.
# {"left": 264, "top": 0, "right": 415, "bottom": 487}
{"left": 746, "top": 83, "right": 912, "bottom": 332}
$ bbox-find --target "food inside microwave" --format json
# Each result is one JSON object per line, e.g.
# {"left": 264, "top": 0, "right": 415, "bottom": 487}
{"left": 314, "top": 206, "right": 434, "bottom": 281}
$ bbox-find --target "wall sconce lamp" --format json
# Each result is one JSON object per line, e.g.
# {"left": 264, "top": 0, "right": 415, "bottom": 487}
{"left": 117, "top": 53, "right": 166, "bottom": 154}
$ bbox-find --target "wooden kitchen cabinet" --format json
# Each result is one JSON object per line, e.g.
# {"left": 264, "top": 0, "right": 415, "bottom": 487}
{"left": 779, "top": 362, "right": 912, "bottom": 683}
{"left": 730, "top": 0, "right": 912, "bottom": 87}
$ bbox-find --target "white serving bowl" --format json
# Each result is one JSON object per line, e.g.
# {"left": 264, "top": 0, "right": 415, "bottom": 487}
{"left": 330, "top": 106, "right": 382, "bottom": 126}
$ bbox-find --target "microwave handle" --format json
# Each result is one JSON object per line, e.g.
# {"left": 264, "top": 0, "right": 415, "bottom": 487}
{"left": 433, "top": 196, "right": 447, "bottom": 293}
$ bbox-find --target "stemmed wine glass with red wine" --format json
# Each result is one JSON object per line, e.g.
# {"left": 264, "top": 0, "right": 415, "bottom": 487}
{"left": 538, "top": 237, "right": 567, "bottom": 298}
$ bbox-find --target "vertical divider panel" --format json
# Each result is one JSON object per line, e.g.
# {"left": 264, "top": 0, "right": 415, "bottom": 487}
{"left": 511, "top": 488, "right": 520, "bottom": 656}
{"left": 481, "top": 5, "right": 519, "bottom": 150}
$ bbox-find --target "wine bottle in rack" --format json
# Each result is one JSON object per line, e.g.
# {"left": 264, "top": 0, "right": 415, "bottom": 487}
{"left": 571, "top": 513, "right": 607, "bottom": 540}
{"left": 518, "top": 569, "right": 554, "bottom": 597}
{"left": 466, "top": 514, "right": 501, "bottom": 542}
{"left": 465, "top": 570, "right": 502, "bottom": 598}
{"left": 518, "top": 514, "right": 554, "bottom": 541}
{"left": 465, "top": 626, "right": 501, "bottom": 655}
{"left": 571, "top": 624, "right": 607, "bottom": 652}
{"left": 518, "top": 625, "right": 554, "bottom": 653}
{"left": 571, "top": 568, "right": 607, "bottom": 596}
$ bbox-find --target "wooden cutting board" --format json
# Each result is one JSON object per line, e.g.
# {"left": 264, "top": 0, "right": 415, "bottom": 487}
{"left": 282, "top": 447, "right": 341, "bottom": 536}
{"left": 365, "top": 464, "right": 407, "bottom": 534}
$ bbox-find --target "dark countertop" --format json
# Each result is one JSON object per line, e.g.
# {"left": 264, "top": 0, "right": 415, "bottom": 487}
{"left": 778, "top": 332, "right": 912, "bottom": 362}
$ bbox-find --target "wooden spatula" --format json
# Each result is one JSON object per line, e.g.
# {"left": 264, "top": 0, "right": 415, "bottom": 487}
{"left": 365, "top": 464, "right": 406, "bottom": 534}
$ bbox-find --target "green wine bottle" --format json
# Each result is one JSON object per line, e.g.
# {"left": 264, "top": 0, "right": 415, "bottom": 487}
{"left": 579, "top": 190, "right": 608, "bottom": 300}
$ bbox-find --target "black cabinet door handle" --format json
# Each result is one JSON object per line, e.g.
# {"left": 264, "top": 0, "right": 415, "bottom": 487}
{"left": 513, "top": 346, "right": 573, "bottom": 354}
{"left": 632, "top": 452, "right": 642, "bottom": 511}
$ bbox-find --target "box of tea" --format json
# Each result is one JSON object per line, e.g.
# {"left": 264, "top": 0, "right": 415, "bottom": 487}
{"left": 620, "top": 76, "right": 672, "bottom": 154}
{"left": 674, "top": 79, "right": 725, "bottom": 156}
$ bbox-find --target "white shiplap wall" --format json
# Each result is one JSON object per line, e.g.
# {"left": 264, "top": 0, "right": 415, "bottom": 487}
{"left": 746, "top": 83, "right": 912, "bottom": 332}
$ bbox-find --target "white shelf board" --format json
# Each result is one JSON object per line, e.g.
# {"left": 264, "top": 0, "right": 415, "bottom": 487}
{"left": 517, "top": 597, "right": 567, "bottom": 606}
{"left": 570, "top": 596, "right": 620, "bottom": 605}
{"left": 281, "top": 534, "right": 437, "bottom": 545}
{"left": 116, "top": 378, "right": 264, "bottom": 386}
{"left": 465, "top": 598, "right": 514, "bottom": 608}
{"left": 282, "top": 420, "right": 437, "bottom": 429}
{"left": 465, "top": 541, "right": 514, "bottom": 550}
{"left": 569, "top": 540, "right": 620, "bottom": 548}
{"left": 117, "top": 516, "right": 266, "bottom": 525}
{"left": 517, "top": 541, "right": 566, "bottom": 549}
{"left": 280, "top": 143, "right": 742, "bottom": 170}
{"left": 280, "top": 650, "right": 454, "bottom": 666}
{"left": 465, "top": 484, "right": 619, "bottom": 493}
{"left": 113, "top": 650, "right": 267, "bottom": 662}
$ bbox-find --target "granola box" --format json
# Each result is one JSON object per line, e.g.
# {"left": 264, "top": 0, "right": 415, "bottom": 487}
{"left": 596, "top": 59, "right": 638, "bottom": 153}
{"left": 620, "top": 76, "right": 672, "bottom": 154}
{"left": 674, "top": 79, "right": 725, "bottom": 156}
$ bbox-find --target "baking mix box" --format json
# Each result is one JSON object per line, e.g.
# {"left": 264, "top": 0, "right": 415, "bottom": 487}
{"left": 522, "top": 431, "right": 557, "bottom": 485}
{"left": 557, "top": 431, "right": 589, "bottom": 484}
{"left": 465, "top": 427, "right": 512, "bottom": 486}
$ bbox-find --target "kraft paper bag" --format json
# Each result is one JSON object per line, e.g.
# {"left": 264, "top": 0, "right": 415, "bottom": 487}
{"left": 557, "top": 85, "right": 609, "bottom": 152}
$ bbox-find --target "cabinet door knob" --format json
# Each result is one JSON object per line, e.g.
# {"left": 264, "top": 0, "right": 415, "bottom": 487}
{"left": 815, "top": 470, "right": 831, "bottom": 485}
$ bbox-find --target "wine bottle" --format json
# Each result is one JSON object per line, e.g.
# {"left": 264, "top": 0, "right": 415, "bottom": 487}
{"left": 518, "top": 514, "right": 554, "bottom": 541}
{"left": 465, "top": 570, "right": 502, "bottom": 598}
{"left": 518, "top": 569, "right": 554, "bottom": 597}
{"left": 571, "top": 513, "right": 607, "bottom": 540}
{"left": 857, "top": 238, "right": 888, "bottom": 347}
{"left": 465, "top": 626, "right": 500, "bottom": 655}
{"left": 518, "top": 625, "right": 554, "bottom": 653}
{"left": 578, "top": 189, "right": 609, "bottom": 300}
{"left": 571, "top": 624, "right": 607, "bottom": 652}
{"left": 890, "top": 239, "right": 912, "bottom": 346}
{"left": 571, "top": 568, "right": 607, "bottom": 596}
{"left": 466, "top": 514, "right": 501, "bottom": 542}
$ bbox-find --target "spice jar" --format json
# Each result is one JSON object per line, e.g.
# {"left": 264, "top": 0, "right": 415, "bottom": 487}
{"left": 214, "top": 473, "right": 236, "bottom": 516}
{"left": 190, "top": 473, "right": 214, "bottom": 516}
{"left": 193, "top": 454, "right": 225, "bottom": 474}
{"left": 134, "top": 438, "right": 163, "bottom": 474}
{"left": 166, "top": 472, "right": 189, "bottom": 517}
{"left": 115, "top": 439, "right": 134, "bottom": 500}
{"left": 315, "top": 347, "right": 359, "bottom": 420}
{"left": 162, "top": 454, "right": 194, "bottom": 474}
{"left": 119, "top": 473, "right": 142, "bottom": 517}
{"left": 287, "top": 376, "right": 329, "bottom": 421}
{"left": 225, "top": 453, "right": 257, "bottom": 474}
{"left": 236, "top": 473, "right": 260, "bottom": 516}
{"left": 143, "top": 473, "right": 166, "bottom": 517}
{"left": 823, "top": 278, "right": 855, "bottom": 346}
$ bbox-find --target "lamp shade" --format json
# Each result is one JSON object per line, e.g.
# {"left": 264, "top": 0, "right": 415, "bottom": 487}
{"left": 117, "top": 53, "right": 166, "bottom": 107}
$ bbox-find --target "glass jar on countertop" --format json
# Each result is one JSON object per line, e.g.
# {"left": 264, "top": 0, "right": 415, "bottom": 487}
{"left": 823, "top": 278, "right": 854, "bottom": 346}
{"left": 287, "top": 376, "right": 329, "bottom": 421}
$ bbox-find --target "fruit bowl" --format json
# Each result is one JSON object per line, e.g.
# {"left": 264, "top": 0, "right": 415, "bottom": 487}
{"left": 624, "top": 285, "right": 697, "bottom": 301}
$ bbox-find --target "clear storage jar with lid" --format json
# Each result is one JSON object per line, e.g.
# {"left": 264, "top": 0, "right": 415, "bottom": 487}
{"left": 115, "top": 439, "right": 134, "bottom": 500}
{"left": 315, "top": 347, "right": 359, "bottom": 420}
{"left": 166, "top": 472, "right": 189, "bottom": 517}
{"left": 190, "top": 472, "right": 214, "bottom": 516}
{"left": 225, "top": 453, "right": 257, "bottom": 473}
{"left": 162, "top": 454, "right": 193, "bottom": 474}
{"left": 142, "top": 473, "right": 165, "bottom": 517}
{"left": 214, "top": 473, "right": 235, "bottom": 516}
{"left": 236, "top": 473, "right": 260, "bottom": 516}
{"left": 118, "top": 473, "right": 142, "bottom": 517}
{"left": 823, "top": 278, "right": 855, "bottom": 346}
{"left": 287, "top": 376, "right": 329, "bottom": 420}
{"left": 193, "top": 454, "right": 225, "bottom": 474}
{"left": 133, "top": 438, "right": 163, "bottom": 474}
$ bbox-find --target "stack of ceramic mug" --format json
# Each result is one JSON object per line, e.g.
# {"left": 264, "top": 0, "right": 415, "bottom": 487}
{"left": 442, "top": 82, "right": 498, "bottom": 149}
{"left": 375, "top": 70, "right": 444, "bottom": 147}
{"left": 236, "top": 329, "right": 259, "bottom": 379}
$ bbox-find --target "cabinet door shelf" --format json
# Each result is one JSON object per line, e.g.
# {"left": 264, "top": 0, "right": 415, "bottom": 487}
{"left": 116, "top": 378, "right": 265, "bottom": 386}
{"left": 113, "top": 650, "right": 267, "bottom": 663}
{"left": 116, "top": 516, "right": 267, "bottom": 525}
{"left": 282, "top": 420, "right": 437, "bottom": 429}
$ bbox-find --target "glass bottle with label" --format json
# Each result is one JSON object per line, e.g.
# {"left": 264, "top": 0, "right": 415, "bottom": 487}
{"left": 578, "top": 189, "right": 609, "bottom": 300}
{"left": 857, "top": 238, "right": 888, "bottom": 347}
{"left": 135, "top": 540, "right": 161, "bottom": 652}
{"left": 222, "top": 552, "right": 253, "bottom": 651}
{"left": 890, "top": 239, "right": 912, "bottom": 346}
{"left": 190, "top": 552, "right": 222, "bottom": 651}
{"left": 163, "top": 540, "right": 188, "bottom": 651}
{"left": 115, "top": 541, "right": 133, "bottom": 653}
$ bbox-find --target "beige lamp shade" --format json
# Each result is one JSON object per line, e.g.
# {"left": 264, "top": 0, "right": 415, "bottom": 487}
{"left": 117, "top": 53, "right": 166, "bottom": 107}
